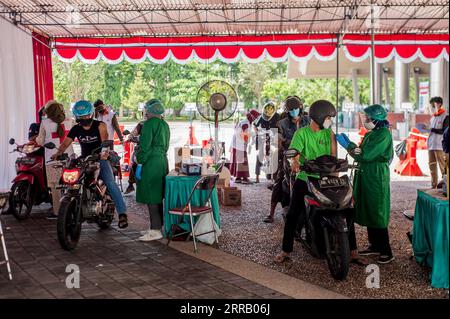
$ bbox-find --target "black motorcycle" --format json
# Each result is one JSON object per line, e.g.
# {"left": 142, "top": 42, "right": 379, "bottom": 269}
{"left": 46, "top": 141, "right": 117, "bottom": 251}
{"left": 285, "top": 149, "right": 354, "bottom": 280}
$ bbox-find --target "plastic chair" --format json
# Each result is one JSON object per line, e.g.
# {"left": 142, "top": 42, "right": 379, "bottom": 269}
{"left": 167, "top": 174, "right": 219, "bottom": 253}
{"left": 0, "top": 191, "right": 12, "bottom": 280}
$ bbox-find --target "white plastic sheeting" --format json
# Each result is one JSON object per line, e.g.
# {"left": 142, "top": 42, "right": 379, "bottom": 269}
{"left": 0, "top": 18, "right": 36, "bottom": 189}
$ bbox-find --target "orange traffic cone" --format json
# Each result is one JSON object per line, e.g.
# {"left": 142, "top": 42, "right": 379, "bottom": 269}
{"left": 186, "top": 125, "right": 199, "bottom": 145}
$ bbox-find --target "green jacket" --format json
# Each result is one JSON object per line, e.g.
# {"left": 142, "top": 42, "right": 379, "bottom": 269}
{"left": 348, "top": 128, "right": 393, "bottom": 228}
{"left": 136, "top": 117, "right": 170, "bottom": 205}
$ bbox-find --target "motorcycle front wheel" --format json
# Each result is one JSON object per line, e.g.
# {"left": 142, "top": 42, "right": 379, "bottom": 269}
{"left": 324, "top": 228, "right": 350, "bottom": 280}
{"left": 9, "top": 180, "right": 33, "bottom": 220}
{"left": 57, "top": 198, "right": 82, "bottom": 251}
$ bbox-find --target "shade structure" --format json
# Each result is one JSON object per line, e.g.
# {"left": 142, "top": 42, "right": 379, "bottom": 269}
{"left": 53, "top": 33, "right": 449, "bottom": 65}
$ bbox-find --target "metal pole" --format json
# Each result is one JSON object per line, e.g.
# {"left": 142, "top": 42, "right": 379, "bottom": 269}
{"left": 370, "top": 0, "right": 376, "bottom": 105}
{"left": 336, "top": 34, "right": 340, "bottom": 134}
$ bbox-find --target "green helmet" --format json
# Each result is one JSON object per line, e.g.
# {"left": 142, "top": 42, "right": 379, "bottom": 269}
{"left": 145, "top": 99, "right": 164, "bottom": 115}
{"left": 363, "top": 104, "right": 388, "bottom": 121}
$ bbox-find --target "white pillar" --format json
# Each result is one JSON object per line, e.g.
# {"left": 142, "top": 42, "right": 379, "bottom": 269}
{"left": 383, "top": 67, "right": 391, "bottom": 110}
{"left": 395, "top": 60, "right": 410, "bottom": 112}
{"left": 429, "top": 60, "right": 444, "bottom": 99}
{"left": 374, "top": 63, "right": 383, "bottom": 105}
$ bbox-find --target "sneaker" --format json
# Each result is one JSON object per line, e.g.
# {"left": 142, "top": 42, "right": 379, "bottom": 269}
{"left": 377, "top": 255, "right": 395, "bottom": 264}
{"left": 138, "top": 230, "right": 163, "bottom": 242}
{"left": 140, "top": 229, "right": 151, "bottom": 236}
{"left": 358, "top": 247, "right": 380, "bottom": 256}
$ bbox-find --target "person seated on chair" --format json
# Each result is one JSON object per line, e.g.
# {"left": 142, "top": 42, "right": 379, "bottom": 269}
{"left": 137, "top": 99, "right": 171, "bottom": 242}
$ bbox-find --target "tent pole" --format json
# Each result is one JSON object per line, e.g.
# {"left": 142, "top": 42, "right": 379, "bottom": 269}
{"left": 336, "top": 33, "right": 340, "bottom": 134}
{"left": 370, "top": 0, "right": 376, "bottom": 105}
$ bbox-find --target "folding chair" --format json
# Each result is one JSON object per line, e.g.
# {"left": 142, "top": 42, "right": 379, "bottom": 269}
{"left": 0, "top": 191, "right": 12, "bottom": 280}
{"left": 167, "top": 174, "right": 219, "bottom": 253}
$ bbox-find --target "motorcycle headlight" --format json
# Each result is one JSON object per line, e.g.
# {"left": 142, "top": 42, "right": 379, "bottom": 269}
{"left": 22, "top": 144, "right": 40, "bottom": 154}
{"left": 62, "top": 169, "right": 80, "bottom": 185}
{"left": 309, "top": 182, "right": 335, "bottom": 207}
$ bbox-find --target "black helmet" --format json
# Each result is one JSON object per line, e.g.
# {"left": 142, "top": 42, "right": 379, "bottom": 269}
{"left": 309, "top": 100, "right": 337, "bottom": 127}
{"left": 430, "top": 96, "right": 443, "bottom": 105}
{"left": 283, "top": 96, "right": 303, "bottom": 112}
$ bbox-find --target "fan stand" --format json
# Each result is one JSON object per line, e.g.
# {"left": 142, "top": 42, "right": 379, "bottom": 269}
{"left": 214, "top": 111, "right": 219, "bottom": 163}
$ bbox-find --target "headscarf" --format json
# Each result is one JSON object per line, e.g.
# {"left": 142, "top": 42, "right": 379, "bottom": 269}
{"left": 44, "top": 100, "right": 66, "bottom": 137}
{"left": 246, "top": 109, "right": 261, "bottom": 123}
{"left": 144, "top": 99, "right": 164, "bottom": 118}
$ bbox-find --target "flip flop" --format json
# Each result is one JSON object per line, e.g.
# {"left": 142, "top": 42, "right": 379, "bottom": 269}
{"left": 263, "top": 216, "right": 274, "bottom": 223}
{"left": 274, "top": 254, "right": 290, "bottom": 264}
{"left": 351, "top": 257, "right": 369, "bottom": 266}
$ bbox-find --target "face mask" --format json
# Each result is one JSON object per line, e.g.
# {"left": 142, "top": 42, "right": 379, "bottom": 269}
{"left": 76, "top": 118, "right": 93, "bottom": 126}
{"left": 289, "top": 109, "right": 300, "bottom": 118}
{"left": 364, "top": 121, "right": 376, "bottom": 130}
{"left": 322, "top": 118, "right": 333, "bottom": 129}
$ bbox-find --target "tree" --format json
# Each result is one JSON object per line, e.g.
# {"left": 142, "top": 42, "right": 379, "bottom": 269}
{"left": 123, "top": 70, "right": 153, "bottom": 119}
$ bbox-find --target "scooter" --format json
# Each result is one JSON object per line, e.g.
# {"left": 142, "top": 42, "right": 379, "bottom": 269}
{"left": 8, "top": 138, "right": 51, "bottom": 220}
{"left": 285, "top": 149, "right": 354, "bottom": 280}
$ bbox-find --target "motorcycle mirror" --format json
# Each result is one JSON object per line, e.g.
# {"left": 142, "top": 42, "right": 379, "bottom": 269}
{"left": 44, "top": 142, "right": 56, "bottom": 149}
{"left": 284, "top": 148, "right": 299, "bottom": 158}
{"left": 122, "top": 130, "right": 130, "bottom": 135}
{"left": 8, "top": 138, "right": 15, "bottom": 145}
{"left": 101, "top": 140, "right": 113, "bottom": 148}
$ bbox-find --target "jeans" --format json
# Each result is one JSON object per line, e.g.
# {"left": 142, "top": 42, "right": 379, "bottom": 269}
{"left": 99, "top": 159, "right": 127, "bottom": 215}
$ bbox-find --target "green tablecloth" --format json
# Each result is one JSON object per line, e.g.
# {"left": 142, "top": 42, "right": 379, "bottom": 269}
{"left": 163, "top": 174, "right": 220, "bottom": 238}
{"left": 412, "top": 189, "right": 449, "bottom": 289}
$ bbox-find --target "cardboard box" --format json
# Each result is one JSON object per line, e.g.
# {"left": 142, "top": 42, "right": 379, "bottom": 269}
{"left": 220, "top": 187, "right": 241, "bottom": 206}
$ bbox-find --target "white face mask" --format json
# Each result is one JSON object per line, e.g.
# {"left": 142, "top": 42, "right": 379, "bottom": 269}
{"left": 323, "top": 118, "right": 333, "bottom": 129}
{"left": 364, "top": 121, "right": 376, "bottom": 130}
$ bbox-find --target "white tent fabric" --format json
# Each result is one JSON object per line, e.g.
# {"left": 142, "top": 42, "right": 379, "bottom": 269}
{"left": 0, "top": 18, "right": 36, "bottom": 189}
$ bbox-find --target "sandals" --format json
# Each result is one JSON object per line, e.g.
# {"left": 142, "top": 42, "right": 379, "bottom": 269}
{"left": 274, "top": 253, "right": 290, "bottom": 264}
{"left": 351, "top": 257, "right": 369, "bottom": 266}
{"left": 118, "top": 214, "right": 128, "bottom": 229}
{"left": 263, "top": 215, "right": 274, "bottom": 223}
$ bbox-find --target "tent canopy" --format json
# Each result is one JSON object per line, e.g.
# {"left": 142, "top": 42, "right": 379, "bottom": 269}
{"left": 1, "top": 0, "right": 448, "bottom": 38}
{"left": 1, "top": 1, "right": 448, "bottom": 64}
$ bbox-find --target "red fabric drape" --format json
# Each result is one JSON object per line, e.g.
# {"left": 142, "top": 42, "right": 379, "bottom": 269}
{"left": 32, "top": 32, "right": 54, "bottom": 122}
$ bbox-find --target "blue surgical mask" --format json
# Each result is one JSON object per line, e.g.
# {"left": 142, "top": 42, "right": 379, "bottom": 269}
{"left": 289, "top": 109, "right": 300, "bottom": 117}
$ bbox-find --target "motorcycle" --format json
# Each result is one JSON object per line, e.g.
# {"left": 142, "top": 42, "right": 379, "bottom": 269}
{"left": 45, "top": 140, "right": 116, "bottom": 251}
{"left": 8, "top": 138, "right": 51, "bottom": 220}
{"left": 285, "top": 149, "right": 354, "bottom": 280}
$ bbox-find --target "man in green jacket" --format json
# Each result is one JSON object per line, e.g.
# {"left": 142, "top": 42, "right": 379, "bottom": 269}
{"left": 136, "top": 99, "right": 170, "bottom": 242}
{"left": 336, "top": 104, "right": 394, "bottom": 264}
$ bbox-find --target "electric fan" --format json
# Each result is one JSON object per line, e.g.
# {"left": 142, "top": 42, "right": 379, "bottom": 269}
{"left": 196, "top": 80, "right": 238, "bottom": 162}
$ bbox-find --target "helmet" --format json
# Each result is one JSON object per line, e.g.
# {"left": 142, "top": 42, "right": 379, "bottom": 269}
{"left": 309, "top": 100, "right": 337, "bottom": 127}
{"left": 430, "top": 96, "right": 443, "bottom": 105}
{"left": 363, "top": 104, "right": 388, "bottom": 121}
{"left": 144, "top": 98, "right": 164, "bottom": 115}
{"left": 262, "top": 101, "right": 276, "bottom": 121}
{"left": 283, "top": 96, "right": 303, "bottom": 112}
{"left": 72, "top": 100, "right": 94, "bottom": 118}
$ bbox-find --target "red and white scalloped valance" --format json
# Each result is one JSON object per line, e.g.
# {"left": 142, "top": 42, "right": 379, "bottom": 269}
{"left": 53, "top": 34, "right": 449, "bottom": 64}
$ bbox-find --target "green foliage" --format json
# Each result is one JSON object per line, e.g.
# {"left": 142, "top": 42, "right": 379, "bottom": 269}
{"left": 53, "top": 57, "right": 375, "bottom": 117}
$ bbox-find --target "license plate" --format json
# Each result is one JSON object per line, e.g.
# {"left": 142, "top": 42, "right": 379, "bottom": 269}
{"left": 318, "top": 178, "right": 347, "bottom": 188}
{"left": 16, "top": 158, "right": 35, "bottom": 165}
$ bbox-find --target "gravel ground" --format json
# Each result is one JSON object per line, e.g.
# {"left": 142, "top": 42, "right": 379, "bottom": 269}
{"left": 124, "top": 176, "right": 448, "bottom": 299}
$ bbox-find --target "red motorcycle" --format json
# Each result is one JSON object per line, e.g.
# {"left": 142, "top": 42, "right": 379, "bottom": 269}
{"left": 8, "top": 138, "right": 51, "bottom": 220}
